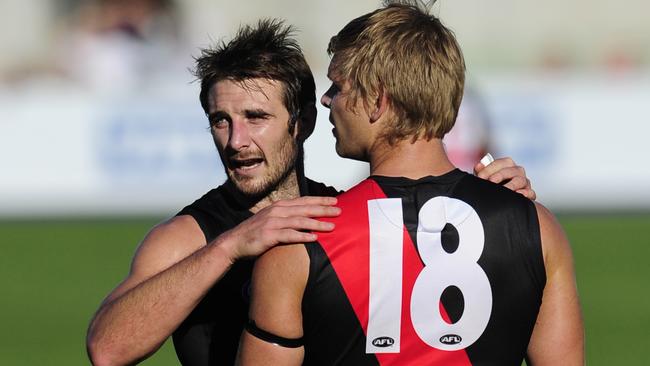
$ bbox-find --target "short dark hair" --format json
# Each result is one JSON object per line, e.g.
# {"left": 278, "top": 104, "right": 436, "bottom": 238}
{"left": 194, "top": 19, "right": 316, "bottom": 138}
{"left": 328, "top": 0, "right": 465, "bottom": 143}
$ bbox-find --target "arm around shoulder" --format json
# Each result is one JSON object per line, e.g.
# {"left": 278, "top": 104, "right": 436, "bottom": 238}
{"left": 236, "top": 244, "right": 309, "bottom": 366}
{"left": 526, "top": 203, "right": 584, "bottom": 365}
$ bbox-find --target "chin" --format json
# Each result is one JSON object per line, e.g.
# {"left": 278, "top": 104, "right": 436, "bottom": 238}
{"left": 335, "top": 145, "right": 362, "bottom": 161}
{"left": 334, "top": 143, "right": 347, "bottom": 158}
{"left": 233, "top": 178, "right": 268, "bottom": 196}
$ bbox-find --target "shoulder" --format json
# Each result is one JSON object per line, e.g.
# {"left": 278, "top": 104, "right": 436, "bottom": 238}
{"left": 253, "top": 244, "right": 309, "bottom": 290}
{"left": 457, "top": 173, "right": 535, "bottom": 215}
{"left": 335, "top": 179, "right": 379, "bottom": 204}
{"left": 102, "top": 214, "right": 206, "bottom": 303}
{"left": 131, "top": 215, "right": 206, "bottom": 275}
{"left": 306, "top": 178, "right": 341, "bottom": 197}
{"left": 176, "top": 185, "right": 229, "bottom": 217}
{"left": 176, "top": 183, "right": 249, "bottom": 242}
{"left": 146, "top": 215, "right": 205, "bottom": 246}
{"left": 461, "top": 172, "right": 521, "bottom": 197}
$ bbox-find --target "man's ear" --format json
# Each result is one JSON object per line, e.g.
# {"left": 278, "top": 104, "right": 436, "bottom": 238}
{"left": 369, "top": 87, "right": 389, "bottom": 123}
{"left": 295, "top": 103, "right": 317, "bottom": 142}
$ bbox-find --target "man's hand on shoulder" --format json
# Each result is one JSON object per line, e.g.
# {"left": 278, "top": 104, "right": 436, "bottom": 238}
{"left": 217, "top": 196, "right": 341, "bottom": 262}
{"left": 474, "top": 155, "right": 536, "bottom": 200}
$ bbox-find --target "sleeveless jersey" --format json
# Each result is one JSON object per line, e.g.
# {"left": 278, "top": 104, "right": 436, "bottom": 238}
{"left": 302, "top": 170, "right": 545, "bottom": 365}
{"left": 172, "top": 179, "right": 339, "bottom": 366}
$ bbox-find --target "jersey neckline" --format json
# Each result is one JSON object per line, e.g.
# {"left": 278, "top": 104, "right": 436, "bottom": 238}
{"left": 369, "top": 168, "right": 467, "bottom": 186}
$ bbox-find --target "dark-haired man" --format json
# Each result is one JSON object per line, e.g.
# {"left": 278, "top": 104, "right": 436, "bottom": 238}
{"left": 238, "top": 2, "right": 583, "bottom": 366}
{"left": 87, "top": 19, "right": 537, "bottom": 366}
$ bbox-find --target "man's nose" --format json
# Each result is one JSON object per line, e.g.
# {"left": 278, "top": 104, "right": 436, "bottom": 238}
{"left": 228, "top": 119, "right": 250, "bottom": 151}
{"left": 321, "top": 87, "right": 334, "bottom": 108}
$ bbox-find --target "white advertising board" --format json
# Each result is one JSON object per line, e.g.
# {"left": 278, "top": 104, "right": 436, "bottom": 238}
{"left": 1, "top": 73, "right": 649, "bottom": 216}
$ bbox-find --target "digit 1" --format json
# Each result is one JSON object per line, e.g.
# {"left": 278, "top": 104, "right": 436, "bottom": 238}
{"left": 366, "top": 198, "right": 404, "bottom": 353}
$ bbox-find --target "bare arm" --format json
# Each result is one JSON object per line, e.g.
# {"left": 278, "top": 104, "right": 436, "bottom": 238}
{"left": 86, "top": 215, "right": 229, "bottom": 366}
{"left": 236, "top": 244, "right": 309, "bottom": 366}
{"left": 86, "top": 196, "right": 339, "bottom": 366}
{"left": 474, "top": 156, "right": 537, "bottom": 200}
{"left": 526, "top": 203, "right": 584, "bottom": 365}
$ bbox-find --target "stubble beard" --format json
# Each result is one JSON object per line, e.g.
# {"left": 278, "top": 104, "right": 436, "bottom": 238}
{"left": 225, "top": 137, "right": 299, "bottom": 200}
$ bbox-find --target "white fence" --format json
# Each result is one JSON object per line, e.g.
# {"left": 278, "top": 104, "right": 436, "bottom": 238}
{"left": 1, "top": 73, "right": 649, "bottom": 216}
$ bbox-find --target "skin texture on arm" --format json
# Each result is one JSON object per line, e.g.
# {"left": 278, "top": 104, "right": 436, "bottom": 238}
{"left": 526, "top": 203, "right": 585, "bottom": 365}
{"left": 86, "top": 196, "right": 338, "bottom": 366}
{"left": 236, "top": 244, "right": 309, "bottom": 366}
{"left": 86, "top": 215, "right": 232, "bottom": 366}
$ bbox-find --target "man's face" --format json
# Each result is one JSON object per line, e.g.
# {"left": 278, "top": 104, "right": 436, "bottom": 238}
{"left": 320, "top": 62, "right": 372, "bottom": 162}
{"left": 207, "top": 78, "right": 298, "bottom": 196}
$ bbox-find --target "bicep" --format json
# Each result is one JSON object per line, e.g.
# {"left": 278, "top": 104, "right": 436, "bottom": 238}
{"left": 237, "top": 244, "right": 308, "bottom": 365}
{"left": 527, "top": 204, "right": 584, "bottom": 365}
{"left": 103, "top": 215, "right": 205, "bottom": 304}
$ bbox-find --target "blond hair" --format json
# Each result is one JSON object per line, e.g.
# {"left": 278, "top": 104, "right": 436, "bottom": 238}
{"left": 328, "top": 0, "right": 465, "bottom": 143}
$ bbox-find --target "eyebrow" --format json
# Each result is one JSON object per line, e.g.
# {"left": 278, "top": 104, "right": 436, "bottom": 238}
{"left": 207, "top": 111, "right": 227, "bottom": 122}
{"left": 244, "top": 108, "right": 274, "bottom": 119}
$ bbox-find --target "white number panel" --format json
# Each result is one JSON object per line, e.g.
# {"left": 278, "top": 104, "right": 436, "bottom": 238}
{"left": 367, "top": 197, "right": 492, "bottom": 353}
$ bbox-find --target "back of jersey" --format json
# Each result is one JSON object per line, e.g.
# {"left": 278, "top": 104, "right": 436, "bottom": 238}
{"left": 303, "top": 169, "right": 545, "bottom": 366}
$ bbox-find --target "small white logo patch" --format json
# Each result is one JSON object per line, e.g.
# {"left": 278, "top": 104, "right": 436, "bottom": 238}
{"left": 372, "top": 336, "right": 395, "bottom": 347}
{"left": 440, "top": 334, "right": 462, "bottom": 345}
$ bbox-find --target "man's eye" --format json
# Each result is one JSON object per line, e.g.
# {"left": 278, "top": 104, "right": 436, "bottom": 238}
{"left": 246, "top": 112, "right": 271, "bottom": 121}
{"left": 328, "top": 83, "right": 340, "bottom": 96}
{"left": 210, "top": 118, "right": 229, "bottom": 129}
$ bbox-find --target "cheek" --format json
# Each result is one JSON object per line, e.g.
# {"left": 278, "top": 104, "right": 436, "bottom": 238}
{"left": 211, "top": 130, "right": 231, "bottom": 155}
{"left": 252, "top": 125, "right": 288, "bottom": 150}
{"left": 332, "top": 99, "right": 353, "bottom": 122}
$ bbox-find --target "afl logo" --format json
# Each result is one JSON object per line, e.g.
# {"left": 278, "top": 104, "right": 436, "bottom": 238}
{"left": 372, "top": 336, "right": 395, "bottom": 347}
{"left": 440, "top": 334, "right": 462, "bottom": 345}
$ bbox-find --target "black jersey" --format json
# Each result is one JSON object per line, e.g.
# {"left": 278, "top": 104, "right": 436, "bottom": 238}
{"left": 302, "top": 170, "right": 545, "bottom": 365}
{"left": 172, "top": 178, "right": 338, "bottom": 366}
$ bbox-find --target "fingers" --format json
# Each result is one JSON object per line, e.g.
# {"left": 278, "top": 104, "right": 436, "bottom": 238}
{"left": 516, "top": 189, "right": 537, "bottom": 200}
{"left": 474, "top": 155, "right": 536, "bottom": 199}
{"left": 265, "top": 203, "right": 341, "bottom": 219}
{"left": 501, "top": 174, "right": 536, "bottom": 200}
{"left": 475, "top": 157, "right": 516, "bottom": 180}
{"left": 267, "top": 216, "right": 335, "bottom": 233}
{"left": 274, "top": 229, "right": 318, "bottom": 244}
{"left": 482, "top": 166, "right": 526, "bottom": 185}
{"left": 502, "top": 175, "right": 530, "bottom": 192}
{"left": 473, "top": 153, "right": 495, "bottom": 174}
{"left": 261, "top": 218, "right": 334, "bottom": 247}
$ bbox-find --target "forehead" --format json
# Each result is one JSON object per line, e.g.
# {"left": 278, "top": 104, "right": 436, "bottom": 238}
{"left": 207, "top": 78, "right": 286, "bottom": 112}
{"left": 326, "top": 56, "right": 344, "bottom": 80}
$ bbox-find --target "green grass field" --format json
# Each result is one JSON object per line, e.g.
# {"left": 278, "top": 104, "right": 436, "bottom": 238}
{"left": 0, "top": 214, "right": 648, "bottom": 365}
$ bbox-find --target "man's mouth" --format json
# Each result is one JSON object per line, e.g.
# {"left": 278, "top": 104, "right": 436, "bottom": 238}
{"left": 229, "top": 157, "right": 264, "bottom": 171}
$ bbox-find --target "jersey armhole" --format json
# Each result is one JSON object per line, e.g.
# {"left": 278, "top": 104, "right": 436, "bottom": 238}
{"left": 176, "top": 207, "right": 213, "bottom": 243}
{"left": 518, "top": 200, "right": 547, "bottom": 293}
{"left": 302, "top": 243, "right": 320, "bottom": 306}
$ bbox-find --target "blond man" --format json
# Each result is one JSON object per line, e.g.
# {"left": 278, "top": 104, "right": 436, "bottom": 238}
{"left": 237, "top": 2, "right": 584, "bottom": 365}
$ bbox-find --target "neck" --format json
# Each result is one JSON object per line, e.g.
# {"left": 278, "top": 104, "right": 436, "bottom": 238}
{"left": 250, "top": 169, "right": 300, "bottom": 213}
{"left": 368, "top": 136, "right": 455, "bottom": 179}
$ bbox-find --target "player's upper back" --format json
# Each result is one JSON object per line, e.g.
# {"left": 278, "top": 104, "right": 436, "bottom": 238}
{"left": 303, "top": 169, "right": 545, "bottom": 365}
